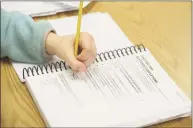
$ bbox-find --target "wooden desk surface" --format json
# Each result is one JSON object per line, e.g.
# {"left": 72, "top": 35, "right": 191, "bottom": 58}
{"left": 1, "top": 2, "right": 192, "bottom": 127}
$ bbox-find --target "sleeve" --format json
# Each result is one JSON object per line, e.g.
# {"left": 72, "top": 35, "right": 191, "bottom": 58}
{"left": 1, "top": 9, "right": 56, "bottom": 64}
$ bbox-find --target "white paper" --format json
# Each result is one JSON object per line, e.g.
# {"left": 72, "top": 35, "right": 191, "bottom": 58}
{"left": 25, "top": 50, "right": 191, "bottom": 127}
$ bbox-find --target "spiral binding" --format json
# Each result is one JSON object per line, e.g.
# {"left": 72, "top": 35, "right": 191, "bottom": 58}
{"left": 22, "top": 44, "right": 146, "bottom": 79}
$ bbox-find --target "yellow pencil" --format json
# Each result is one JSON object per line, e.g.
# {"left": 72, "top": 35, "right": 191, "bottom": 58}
{"left": 74, "top": 0, "right": 83, "bottom": 56}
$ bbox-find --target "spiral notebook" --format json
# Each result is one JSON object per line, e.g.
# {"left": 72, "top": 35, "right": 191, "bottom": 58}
{"left": 25, "top": 49, "right": 191, "bottom": 127}
{"left": 12, "top": 13, "right": 191, "bottom": 127}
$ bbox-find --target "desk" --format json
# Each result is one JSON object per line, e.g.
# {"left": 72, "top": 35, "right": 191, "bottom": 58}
{"left": 1, "top": 2, "right": 192, "bottom": 127}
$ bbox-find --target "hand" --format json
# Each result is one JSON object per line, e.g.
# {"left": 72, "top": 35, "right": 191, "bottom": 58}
{"left": 45, "top": 32, "right": 97, "bottom": 72}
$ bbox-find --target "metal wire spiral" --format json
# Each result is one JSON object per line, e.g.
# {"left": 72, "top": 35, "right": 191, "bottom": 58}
{"left": 22, "top": 44, "right": 146, "bottom": 79}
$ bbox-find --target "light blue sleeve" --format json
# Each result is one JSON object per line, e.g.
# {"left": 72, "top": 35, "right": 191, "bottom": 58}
{"left": 1, "top": 9, "right": 55, "bottom": 64}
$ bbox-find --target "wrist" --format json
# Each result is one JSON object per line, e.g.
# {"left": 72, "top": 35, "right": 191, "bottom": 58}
{"left": 45, "top": 32, "right": 62, "bottom": 55}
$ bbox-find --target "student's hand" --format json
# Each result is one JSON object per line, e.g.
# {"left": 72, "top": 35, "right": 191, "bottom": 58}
{"left": 45, "top": 32, "right": 97, "bottom": 72}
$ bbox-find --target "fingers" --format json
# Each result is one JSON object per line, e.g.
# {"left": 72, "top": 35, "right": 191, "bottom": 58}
{"left": 57, "top": 43, "right": 87, "bottom": 72}
{"left": 65, "top": 51, "right": 87, "bottom": 72}
{"left": 77, "top": 32, "right": 97, "bottom": 66}
{"left": 76, "top": 49, "right": 96, "bottom": 67}
{"left": 67, "top": 59, "right": 87, "bottom": 72}
{"left": 55, "top": 32, "right": 96, "bottom": 73}
{"left": 79, "top": 33, "right": 97, "bottom": 54}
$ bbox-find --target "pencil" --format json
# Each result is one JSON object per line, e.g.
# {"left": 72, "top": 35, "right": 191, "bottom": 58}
{"left": 74, "top": 0, "right": 84, "bottom": 56}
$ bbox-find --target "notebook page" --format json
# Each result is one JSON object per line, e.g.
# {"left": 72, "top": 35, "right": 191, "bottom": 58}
{"left": 25, "top": 50, "right": 190, "bottom": 127}
{"left": 11, "top": 12, "right": 133, "bottom": 82}
{"left": 48, "top": 12, "right": 132, "bottom": 53}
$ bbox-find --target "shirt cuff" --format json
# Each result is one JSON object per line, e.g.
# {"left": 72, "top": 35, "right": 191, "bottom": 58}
{"left": 36, "top": 20, "right": 56, "bottom": 62}
{"left": 43, "top": 28, "right": 56, "bottom": 59}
